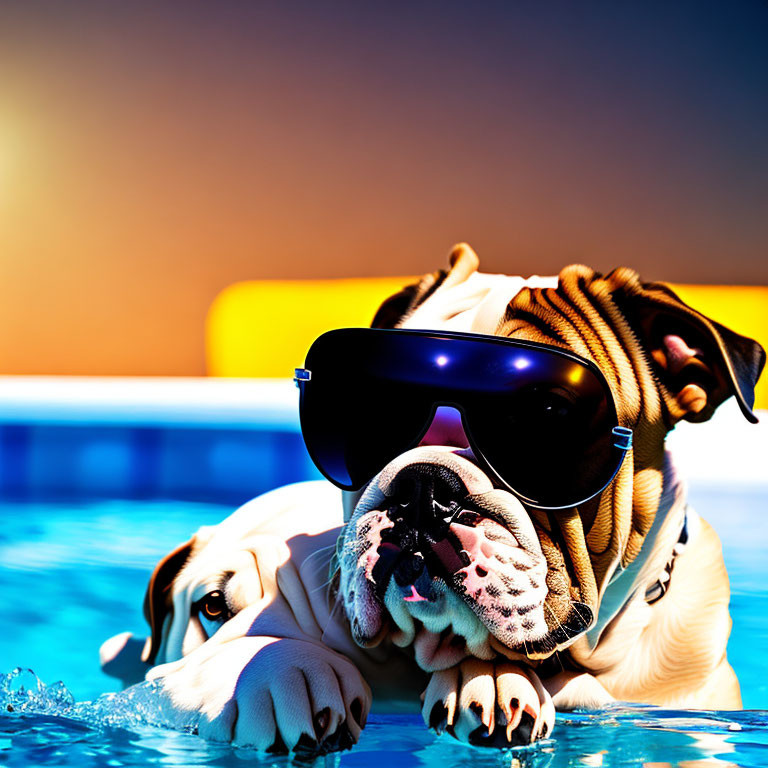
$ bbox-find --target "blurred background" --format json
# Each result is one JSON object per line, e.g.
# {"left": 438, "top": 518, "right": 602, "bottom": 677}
{"left": 1, "top": 0, "right": 767, "bottom": 376}
{"left": 1, "top": 0, "right": 767, "bottom": 729}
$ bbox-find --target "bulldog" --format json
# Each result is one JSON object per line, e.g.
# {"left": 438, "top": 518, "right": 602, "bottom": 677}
{"left": 101, "top": 243, "right": 764, "bottom": 752}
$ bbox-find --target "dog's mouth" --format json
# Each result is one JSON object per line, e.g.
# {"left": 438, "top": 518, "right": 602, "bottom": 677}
{"left": 338, "top": 447, "right": 558, "bottom": 671}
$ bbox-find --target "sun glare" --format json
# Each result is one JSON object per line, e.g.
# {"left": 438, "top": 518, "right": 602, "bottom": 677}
{"left": 0, "top": 113, "right": 19, "bottom": 204}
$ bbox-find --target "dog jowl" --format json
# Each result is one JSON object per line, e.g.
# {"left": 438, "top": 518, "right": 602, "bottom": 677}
{"left": 340, "top": 447, "right": 551, "bottom": 667}
{"left": 102, "top": 243, "right": 764, "bottom": 752}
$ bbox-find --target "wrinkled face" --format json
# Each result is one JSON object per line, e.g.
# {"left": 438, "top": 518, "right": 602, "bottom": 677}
{"left": 336, "top": 276, "right": 607, "bottom": 670}
{"left": 338, "top": 444, "right": 552, "bottom": 671}
{"left": 334, "top": 257, "right": 696, "bottom": 671}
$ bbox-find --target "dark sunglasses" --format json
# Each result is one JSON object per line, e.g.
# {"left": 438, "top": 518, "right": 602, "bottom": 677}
{"left": 295, "top": 328, "right": 632, "bottom": 510}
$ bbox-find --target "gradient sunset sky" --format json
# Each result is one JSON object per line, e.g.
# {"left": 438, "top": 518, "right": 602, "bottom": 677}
{"left": 1, "top": 1, "right": 767, "bottom": 374}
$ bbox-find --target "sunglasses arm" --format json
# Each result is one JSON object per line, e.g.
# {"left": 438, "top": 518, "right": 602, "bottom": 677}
{"left": 294, "top": 368, "right": 312, "bottom": 388}
{"left": 612, "top": 426, "right": 633, "bottom": 451}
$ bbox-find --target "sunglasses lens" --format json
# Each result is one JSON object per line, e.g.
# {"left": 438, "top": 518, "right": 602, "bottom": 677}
{"left": 299, "top": 329, "right": 623, "bottom": 506}
{"left": 465, "top": 367, "right": 618, "bottom": 507}
{"left": 300, "top": 333, "right": 430, "bottom": 489}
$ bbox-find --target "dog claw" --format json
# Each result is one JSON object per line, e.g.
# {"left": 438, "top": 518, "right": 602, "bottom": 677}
{"left": 421, "top": 665, "right": 459, "bottom": 732}
{"left": 469, "top": 701, "right": 494, "bottom": 735}
{"left": 350, "top": 697, "right": 366, "bottom": 728}
{"left": 505, "top": 699, "right": 522, "bottom": 742}
{"left": 313, "top": 708, "right": 331, "bottom": 740}
{"left": 293, "top": 723, "right": 356, "bottom": 758}
{"left": 293, "top": 733, "right": 320, "bottom": 757}
{"left": 533, "top": 695, "right": 555, "bottom": 741}
{"left": 322, "top": 723, "right": 355, "bottom": 753}
{"left": 425, "top": 660, "right": 554, "bottom": 746}
{"left": 266, "top": 732, "right": 289, "bottom": 755}
{"left": 429, "top": 701, "right": 449, "bottom": 732}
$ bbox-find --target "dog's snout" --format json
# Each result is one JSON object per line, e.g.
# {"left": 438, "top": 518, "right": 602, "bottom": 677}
{"left": 389, "top": 463, "right": 466, "bottom": 524}
{"left": 372, "top": 462, "right": 468, "bottom": 598}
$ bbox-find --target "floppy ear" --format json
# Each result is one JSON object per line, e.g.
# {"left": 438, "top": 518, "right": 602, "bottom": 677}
{"left": 371, "top": 242, "right": 480, "bottom": 328}
{"left": 141, "top": 539, "right": 194, "bottom": 665}
{"left": 610, "top": 268, "right": 765, "bottom": 424}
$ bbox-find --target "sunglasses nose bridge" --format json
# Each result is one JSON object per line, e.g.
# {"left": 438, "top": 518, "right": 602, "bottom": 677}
{"left": 418, "top": 405, "right": 471, "bottom": 449}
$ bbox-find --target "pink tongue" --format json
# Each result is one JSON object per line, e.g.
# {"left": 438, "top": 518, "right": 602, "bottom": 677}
{"left": 403, "top": 585, "right": 428, "bottom": 603}
{"left": 419, "top": 406, "right": 469, "bottom": 448}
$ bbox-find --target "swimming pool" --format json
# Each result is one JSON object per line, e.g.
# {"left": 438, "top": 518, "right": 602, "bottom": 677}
{"left": 1, "top": 378, "right": 766, "bottom": 766}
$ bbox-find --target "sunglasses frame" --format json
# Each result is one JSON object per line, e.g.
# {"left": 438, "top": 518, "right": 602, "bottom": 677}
{"left": 295, "top": 328, "right": 632, "bottom": 510}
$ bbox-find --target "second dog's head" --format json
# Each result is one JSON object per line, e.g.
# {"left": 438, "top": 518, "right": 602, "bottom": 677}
{"left": 333, "top": 243, "right": 764, "bottom": 670}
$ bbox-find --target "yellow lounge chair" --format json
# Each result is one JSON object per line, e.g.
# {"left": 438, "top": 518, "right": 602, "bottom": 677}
{"left": 206, "top": 277, "right": 768, "bottom": 410}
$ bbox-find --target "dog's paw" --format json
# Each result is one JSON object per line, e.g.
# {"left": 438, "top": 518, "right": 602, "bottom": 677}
{"left": 148, "top": 636, "right": 371, "bottom": 753}
{"left": 422, "top": 659, "right": 554, "bottom": 747}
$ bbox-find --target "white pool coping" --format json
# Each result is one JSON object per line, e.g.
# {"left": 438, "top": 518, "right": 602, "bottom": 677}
{"left": 0, "top": 376, "right": 765, "bottom": 486}
{"left": 666, "top": 399, "right": 768, "bottom": 488}
{"left": 0, "top": 376, "right": 300, "bottom": 430}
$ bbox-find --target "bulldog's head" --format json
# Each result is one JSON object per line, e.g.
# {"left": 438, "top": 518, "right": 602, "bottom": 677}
{"left": 336, "top": 243, "right": 765, "bottom": 670}
{"left": 100, "top": 483, "right": 349, "bottom": 687}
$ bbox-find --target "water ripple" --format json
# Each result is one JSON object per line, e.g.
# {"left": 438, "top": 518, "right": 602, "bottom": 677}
{"left": 2, "top": 669, "right": 768, "bottom": 767}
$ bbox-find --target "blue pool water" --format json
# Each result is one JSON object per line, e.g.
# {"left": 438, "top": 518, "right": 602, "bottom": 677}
{"left": 1, "top": 484, "right": 767, "bottom": 766}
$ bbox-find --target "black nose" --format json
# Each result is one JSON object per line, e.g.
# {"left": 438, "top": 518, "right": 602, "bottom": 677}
{"left": 370, "top": 463, "right": 469, "bottom": 595}
{"left": 389, "top": 462, "right": 468, "bottom": 528}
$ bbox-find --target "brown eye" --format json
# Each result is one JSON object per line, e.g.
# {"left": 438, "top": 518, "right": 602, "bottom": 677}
{"left": 199, "top": 590, "right": 229, "bottom": 621}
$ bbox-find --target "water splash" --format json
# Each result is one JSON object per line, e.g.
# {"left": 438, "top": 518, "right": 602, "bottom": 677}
{"left": 0, "top": 671, "right": 341, "bottom": 767}
{"left": 1, "top": 667, "right": 197, "bottom": 731}
{"left": 3, "top": 668, "right": 768, "bottom": 768}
